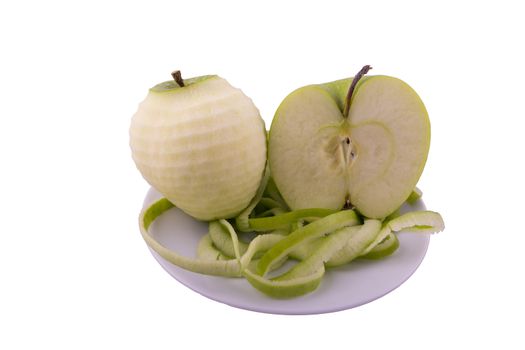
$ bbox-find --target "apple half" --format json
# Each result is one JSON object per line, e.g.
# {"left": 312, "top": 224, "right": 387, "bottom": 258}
{"left": 268, "top": 66, "right": 430, "bottom": 219}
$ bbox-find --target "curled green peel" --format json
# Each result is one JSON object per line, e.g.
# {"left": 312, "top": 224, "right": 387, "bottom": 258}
{"left": 218, "top": 219, "right": 242, "bottom": 264}
{"left": 407, "top": 187, "right": 423, "bottom": 204}
{"left": 248, "top": 208, "right": 339, "bottom": 232}
{"left": 209, "top": 221, "right": 248, "bottom": 258}
{"left": 256, "top": 210, "right": 360, "bottom": 276}
{"left": 140, "top": 199, "right": 243, "bottom": 277}
{"left": 259, "top": 197, "right": 286, "bottom": 210}
{"left": 360, "top": 226, "right": 394, "bottom": 256}
{"left": 197, "top": 234, "right": 232, "bottom": 261}
{"left": 325, "top": 219, "right": 382, "bottom": 267}
{"left": 388, "top": 210, "right": 445, "bottom": 234}
{"left": 243, "top": 267, "right": 325, "bottom": 299}
{"left": 360, "top": 233, "right": 399, "bottom": 260}
{"left": 276, "top": 225, "right": 358, "bottom": 280}
{"left": 263, "top": 177, "right": 290, "bottom": 211}
{"left": 139, "top": 194, "right": 444, "bottom": 299}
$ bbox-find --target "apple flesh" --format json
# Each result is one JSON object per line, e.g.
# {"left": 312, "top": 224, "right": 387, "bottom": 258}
{"left": 130, "top": 72, "right": 267, "bottom": 221}
{"left": 268, "top": 68, "right": 430, "bottom": 219}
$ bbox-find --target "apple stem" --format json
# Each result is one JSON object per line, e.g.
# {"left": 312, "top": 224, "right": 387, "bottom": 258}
{"left": 343, "top": 65, "right": 372, "bottom": 118}
{"left": 171, "top": 70, "right": 185, "bottom": 87}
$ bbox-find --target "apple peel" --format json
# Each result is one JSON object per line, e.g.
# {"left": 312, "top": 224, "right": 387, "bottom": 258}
{"left": 360, "top": 233, "right": 400, "bottom": 260}
{"left": 140, "top": 196, "right": 444, "bottom": 299}
{"left": 243, "top": 267, "right": 325, "bottom": 299}
{"left": 197, "top": 234, "right": 232, "bottom": 261}
{"left": 387, "top": 210, "right": 445, "bottom": 234}
{"left": 248, "top": 208, "right": 340, "bottom": 232}
{"left": 140, "top": 198, "right": 289, "bottom": 278}
{"left": 325, "top": 219, "right": 382, "bottom": 267}
{"left": 140, "top": 198, "right": 243, "bottom": 277}
{"left": 256, "top": 210, "right": 360, "bottom": 276}
{"left": 209, "top": 221, "right": 249, "bottom": 258}
{"left": 360, "top": 210, "right": 445, "bottom": 257}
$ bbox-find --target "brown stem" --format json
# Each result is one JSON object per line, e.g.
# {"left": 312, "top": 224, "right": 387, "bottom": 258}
{"left": 343, "top": 65, "right": 372, "bottom": 118}
{"left": 171, "top": 70, "right": 185, "bottom": 87}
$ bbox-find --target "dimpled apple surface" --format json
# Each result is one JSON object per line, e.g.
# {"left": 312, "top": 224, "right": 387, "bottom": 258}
{"left": 130, "top": 72, "right": 267, "bottom": 221}
{"left": 269, "top": 66, "right": 430, "bottom": 219}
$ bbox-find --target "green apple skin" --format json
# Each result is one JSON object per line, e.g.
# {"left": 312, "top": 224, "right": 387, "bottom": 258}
{"left": 268, "top": 75, "right": 430, "bottom": 219}
{"left": 130, "top": 75, "right": 267, "bottom": 221}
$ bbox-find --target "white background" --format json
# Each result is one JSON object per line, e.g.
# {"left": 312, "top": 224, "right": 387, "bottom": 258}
{"left": 1, "top": 0, "right": 524, "bottom": 348}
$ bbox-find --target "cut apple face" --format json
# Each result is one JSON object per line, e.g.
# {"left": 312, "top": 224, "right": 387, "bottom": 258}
{"left": 269, "top": 70, "right": 430, "bottom": 219}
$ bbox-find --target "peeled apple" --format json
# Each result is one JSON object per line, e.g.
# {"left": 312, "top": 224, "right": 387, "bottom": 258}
{"left": 130, "top": 72, "right": 267, "bottom": 221}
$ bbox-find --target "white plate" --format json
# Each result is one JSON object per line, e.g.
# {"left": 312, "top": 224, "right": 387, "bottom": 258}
{"left": 142, "top": 188, "right": 430, "bottom": 315}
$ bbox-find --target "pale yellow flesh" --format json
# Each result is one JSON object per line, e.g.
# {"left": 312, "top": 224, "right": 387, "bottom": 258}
{"left": 130, "top": 76, "right": 267, "bottom": 220}
{"left": 268, "top": 87, "right": 347, "bottom": 210}
{"left": 269, "top": 75, "right": 430, "bottom": 219}
{"left": 347, "top": 77, "right": 430, "bottom": 217}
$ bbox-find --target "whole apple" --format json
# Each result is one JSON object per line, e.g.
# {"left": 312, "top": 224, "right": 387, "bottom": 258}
{"left": 130, "top": 71, "right": 267, "bottom": 221}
